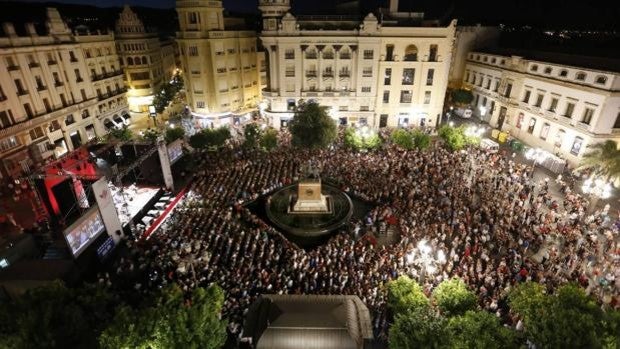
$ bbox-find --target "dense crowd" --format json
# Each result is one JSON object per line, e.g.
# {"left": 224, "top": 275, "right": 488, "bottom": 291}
{"left": 108, "top": 136, "right": 619, "bottom": 342}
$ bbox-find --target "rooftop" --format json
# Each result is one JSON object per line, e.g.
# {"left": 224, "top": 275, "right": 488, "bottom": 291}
{"left": 476, "top": 47, "right": 620, "bottom": 73}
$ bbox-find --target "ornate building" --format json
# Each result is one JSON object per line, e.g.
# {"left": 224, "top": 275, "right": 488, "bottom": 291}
{"left": 115, "top": 5, "right": 177, "bottom": 113}
{"left": 176, "top": 0, "right": 262, "bottom": 127}
{"left": 464, "top": 49, "right": 620, "bottom": 164}
{"left": 0, "top": 8, "right": 128, "bottom": 180}
{"left": 259, "top": 0, "right": 456, "bottom": 129}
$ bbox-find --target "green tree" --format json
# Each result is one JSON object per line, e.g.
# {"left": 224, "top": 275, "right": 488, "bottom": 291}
{"left": 509, "top": 282, "right": 608, "bottom": 348}
{"left": 412, "top": 130, "right": 431, "bottom": 150}
{"left": 108, "top": 126, "right": 134, "bottom": 142}
{"left": 189, "top": 127, "right": 230, "bottom": 149}
{"left": 243, "top": 123, "right": 262, "bottom": 149}
{"left": 165, "top": 127, "right": 186, "bottom": 143}
{"left": 438, "top": 125, "right": 466, "bottom": 151}
{"left": 387, "top": 275, "right": 430, "bottom": 315}
{"left": 0, "top": 281, "right": 119, "bottom": 349}
{"left": 451, "top": 89, "right": 474, "bottom": 106}
{"left": 603, "top": 309, "right": 620, "bottom": 348}
{"left": 344, "top": 127, "right": 381, "bottom": 150}
{"left": 141, "top": 128, "right": 161, "bottom": 143}
{"left": 432, "top": 278, "right": 477, "bottom": 317}
{"left": 446, "top": 310, "right": 518, "bottom": 349}
{"left": 391, "top": 129, "right": 415, "bottom": 150}
{"left": 289, "top": 100, "right": 337, "bottom": 149}
{"left": 260, "top": 128, "right": 279, "bottom": 151}
{"left": 577, "top": 140, "right": 620, "bottom": 187}
{"left": 100, "top": 284, "right": 227, "bottom": 349}
{"left": 389, "top": 307, "right": 448, "bottom": 349}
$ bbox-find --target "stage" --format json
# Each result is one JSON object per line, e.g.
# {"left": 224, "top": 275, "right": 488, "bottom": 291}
{"left": 108, "top": 184, "right": 160, "bottom": 225}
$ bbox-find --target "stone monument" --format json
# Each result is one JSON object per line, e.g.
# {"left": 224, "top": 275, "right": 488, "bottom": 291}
{"left": 290, "top": 162, "right": 330, "bottom": 214}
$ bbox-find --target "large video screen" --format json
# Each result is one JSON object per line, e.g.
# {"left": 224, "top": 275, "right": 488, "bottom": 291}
{"left": 168, "top": 140, "right": 183, "bottom": 164}
{"left": 63, "top": 206, "right": 106, "bottom": 258}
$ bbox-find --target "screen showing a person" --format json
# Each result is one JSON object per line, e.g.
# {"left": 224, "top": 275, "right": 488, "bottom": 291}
{"left": 63, "top": 206, "right": 105, "bottom": 258}
{"left": 168, "top": 141, "right": 183, "bottom": 164}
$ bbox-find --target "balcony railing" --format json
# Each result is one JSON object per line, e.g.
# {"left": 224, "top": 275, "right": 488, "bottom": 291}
{"left": 17, "top": 90, "right": 28, "bottom": 96}
{"left": 54, "top": 81, "right": 64, "bottom": 87}
{"left": 7, "top": 65, "right": 19, "bottom": 71}
{"left": 28, "top": 62, "right": 40, "bottom": 68}
{"left": 36, "top": 85, "right": 47, "bottom": 92}
{"left": 339, "top": 72, "right": 350, "bottom": 77}
{"left": 306, "top": 71, "right": 317, "bottom": 77}
{"left": 91, "top": 70, "right": 123, "bottom": 82}
{"left": 47, "top": 60, "right": 57, "bottom": 65}
{"left": 323, "top": 72, "right": 334, "bottom": 77}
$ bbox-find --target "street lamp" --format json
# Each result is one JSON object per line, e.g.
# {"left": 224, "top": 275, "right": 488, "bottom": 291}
{"left": 582, "top": 176, "right": 612, "bottom": 212}
{"left": 414, "top": 239, "right": 445, "bottom": 284}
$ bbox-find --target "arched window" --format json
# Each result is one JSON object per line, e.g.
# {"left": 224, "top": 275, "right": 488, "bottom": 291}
{"left": 530, "top": 64, "right": 539, "bottom": 72}
{"left": 135, "top": 56, "right": 141, "bottom": 65}
{"left": 575, "top": 72, "right": 586, "bottom": 81}
{"left": 595, "top": 75, "right": 607, "bottom": 84}
{"left": 544, "top": 66, "right": 552, "bottom": 74}
{"left": 142, "top": 56, "right": 148, "bottom": 65}
{"left": 404, "top": 45, "right": 418, "bottom": 61}
{"left": 559, "top": 69, "right": 568, "bottom": 77}
{"left": 127, "top": 57, "right": 134, "bottom": 65}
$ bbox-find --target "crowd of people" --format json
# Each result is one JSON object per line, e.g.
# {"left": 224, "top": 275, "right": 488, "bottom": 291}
{"left": 108, "top": 133, "right": 619, "bottom": 342}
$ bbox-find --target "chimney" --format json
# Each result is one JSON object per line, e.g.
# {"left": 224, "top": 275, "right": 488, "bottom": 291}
{"left": 389, "top": 0, "right": 399, "bottom": 13}
{"left": 2, "top": 22, "right": 16, "bottom": 37}
{"left": 25, "top": 23, "right": 38, "bottom": 36}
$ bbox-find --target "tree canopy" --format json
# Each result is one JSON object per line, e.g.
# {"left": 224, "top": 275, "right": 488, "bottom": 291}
{"left": 431, "top": 277, "right": 477, "bottom": 316}
{"left": 577, "top": 140, "right": 620, "bottom": 187}
{"left": 389, "top": 307, "right": 448, "bottom": 349}
{"left": 189, "top": 127, "right": 231, "bottom": 149}
{"left": 260, "top": 128, "right": 279, "bottom": 151}
{"left": 387, "top": 275, "right": 430, "bottom": 315}
{"left": 451, "top": 89, "right": 474, "bottom": 106}
{"left": 99, "top": 284, "right": 227, "bottom": 349}
{"left": 289, "top": 100, "right": 337, "bottom": 149}
{"left": 508, "top": 282, "right": 614, "bottom": 348}
{"left": 243, "top": 123, "right": 261, "bottom": 149}
{"left": 343, "top": 127, "right": 382, "bottom": 151}
{"left": 108, "top": 126, "right": 134, "bottom": 142}
{"left": 165, "top": 127, "right": 186, "bottom": 144}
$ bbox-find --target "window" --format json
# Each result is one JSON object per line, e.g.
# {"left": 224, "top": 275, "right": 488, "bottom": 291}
{"left": 81, "top": 109, "right": 90, "bottom": 119}
{"left": 285, "top": 49, "right": 295, "bottom": 59}
{"left": 485, "top": 78, "right": 491, "bottom": 90}
{"left": 465, "top": 71, "right": 470, "bottom": 82}
{"left": 383, "top": 91, "right": 390, "bottom": 103}
{"left": 527, "top": 118, "right": 536, "bottom": 134}
{"left": 424, "top": 91, "right": 431, "bottom": 104}
{"left": 504, "top": 83, "right": 512, "bottom": 98}
{"left": 35, "top": 76, "right": 45, "bottom": 90}
{"left": 522, "top": 90, "right": 531, "bottom": 103}
{"left": 362, "top": 67, "right": 373, "bottom": 77}
{"left": 426, "top": 69, "right": 434, "bottom": 86}
{"left": 43, "top": 98, "right": 52, "bottom": 113}
{"left": 65, "top": 114, "right": 75, "bottom": 125}
{"left": 595, "top": 75, "right": 607, "bottom": 84}
{"left": 559, "top": 70, "right": 568, "bottom": 77}
{"left": 516, "top": 113, "right": 524, "bottom": 129}
{"left": 548, "top": 97, "right": 558, "bottom": 112}
{"left": 428, "top": 45, "right": 438, "bottom": 62}
{"left": 404, "top": 45, "right": 418, "bottom": 61}
{"left": 14, "top": 79, "right": 26, "bottom": 95}
{"left": 402, "top": 68, "right": 415, "bottom": 85}
{"left": 483, "top": 56, "right": 488, "bottom": 62}
{"left": 491, "top": 58, "right": 496, "bottom": 63}
{"left": 581, "top": 107, "right": 594, "bottom": 125}
{"left": 400, "top": 90, "right": 412, "bottom": 103}
{"left": 361, "top": 87, "right": 371, "bottom": 93}
{"left": 188, "top": 46, "right": 198, "bottom": 56}
{"left": 534, "top": 94, "right": 544, "bottom": 107}
{"left": 482, "top": 97, "right": 487, "bottom": 106}
{"left": 384, "top": 68, "right": 392, "bottom": 85}
{"left": 69, "top": 51, "right": 77, "bottom": 62}
{"left": 80, "top": 89, "right": 87, "bottom": 101}
{"left": 478, "top": 77, "right": 484, "bottom": 87}
{"left": 339, "top": 106, "right": 348, "bottom": 112}
{"left": 564, "top": 102, "right": 575, "bottom": 118}
{"left": 196, "top": 101, "right": 205, "bottom": 108}
{"left": 363, "top": 50, "right": 374, "bottom": 59}
{"left": 540, "top": 123, "right": 550, "bottom": 140}
{"left": 544, "top": 66, "right": 552, "bottom": 74}
{"left": 29, "top": 127, "right": 44, "bottom": 141}
{"left": 74, "top": 68, "right": 82, "bottom": 82}
{"left": 570, "top": 137, "right": 583, "bottom": 155}
{"left": 285, "top": 65, "right": 295, "bottom": 77}
{"left": 305, "top": 49, "right": 317, "bottom": 59}
{"left": 493, "top": 80, "right": 499, "bottom": 92}
{"left": 575, "top": 72, "right": 586, "bottom": 81}
{"left": 613, "top": 112, "right": 620, "bottom": 129}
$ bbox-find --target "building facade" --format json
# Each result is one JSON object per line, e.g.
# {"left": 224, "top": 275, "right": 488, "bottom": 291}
{"left": 259, "top": 0, "right": 456, "bottom": 129}
{"left": 115, "top": 5, "right": 177, "bottom": 113}
{"left": 176, "top": 0, "right": 262, "bottom": 127}
{"left": 0, "top": 8, "right": 129, "bottom": 180}
{"left": 464, "top": 50, "right": 620, "bottom": 164}
{"left": 448, "top": 25, "right": 499, "bottom": 88}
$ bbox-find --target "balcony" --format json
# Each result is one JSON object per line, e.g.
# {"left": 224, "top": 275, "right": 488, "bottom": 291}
{"left": 76, "top": 77, "right": 83, "bottom": 83}
{"left": 323, "top": 53, "right": 334, "bottom": 59}
{"left": 219, "top": 89, "right": 229, "bottom": 93}
{"left": 216, "top": 68, "right": 227, "bottom": 74}
{"left": 285, "top": 71, "right": 295, "bottom": 77}
{"left": 339, "top": 72, "right": 350, "bottom": 78}
{"left": 70, "top": 57, "right": 78, "bottom": 63}
{"left": 306, "top": 71, "right": 317, "bottom": 78}
{"left": 54, "top": 81, "right": 64, "bottom": 87}
{"left": 47, "top": 60, "right": 57, "bottom": 65}
{"left": 575, "top": 122, "right": 590, "bottom": 131}
{"left": 323, "top": 72, "right": 334, "bottom": 78}
{"left": 285, "top": 54, "right": 295, "bottom": 59}
{"left": 17, "top": 90, "right": 28, "bottom": 96}
{"left": 91, "top": 70, "right": 123, "bottom": 82}
{"left": 28, "top": 62, "right": 40, "bottom": 68}
{"left": 305, "top": 53, "right": 317, "bottom": 59}
{"left": 48, "top": 128, "right": 64, "bottom": 141}
{"left": 36, "top": 85, "right": 47, "bottom": 92}
{"left": 7, "top": 65, "right": 19, "bottom": 71}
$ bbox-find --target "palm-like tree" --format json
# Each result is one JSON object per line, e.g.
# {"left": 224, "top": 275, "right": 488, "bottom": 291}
{"left": 577, "top": 140, "right": 620, "bottom": 187}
